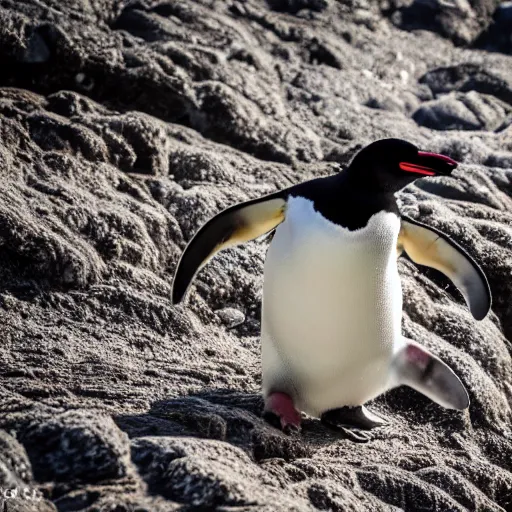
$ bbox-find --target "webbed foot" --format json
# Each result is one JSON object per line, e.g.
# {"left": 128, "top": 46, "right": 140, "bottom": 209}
{"left": 321, "top": 405, "right": 386, "bottom": 441}
{"left": 263, "top": 392, "right": 301, "bottom": 435}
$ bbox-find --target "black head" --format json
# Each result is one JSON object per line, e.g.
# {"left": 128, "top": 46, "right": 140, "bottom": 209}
{"left": 346, "top": 138, "right": 457, "bottom": 193}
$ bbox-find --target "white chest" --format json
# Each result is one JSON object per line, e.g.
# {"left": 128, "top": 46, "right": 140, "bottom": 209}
{"left": 261, "top": 196, "right": 403, "bottom": 412}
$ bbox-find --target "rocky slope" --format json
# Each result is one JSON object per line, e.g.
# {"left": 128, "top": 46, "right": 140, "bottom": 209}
{"left": 0, "top": 1, "right": 511, "bottom": 511}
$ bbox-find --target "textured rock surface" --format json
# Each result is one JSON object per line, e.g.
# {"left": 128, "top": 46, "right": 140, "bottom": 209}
{"left": 476, "top": 2, "right": 512, "bottom": 54}
{"left": 413, "top": 91, "right": 512, "bottom": 130}
{"left": 387, "top": 0, "right": 502, "bottom": 46}
{"left": 0, "top": 1, "right": 511, "bottom": 510}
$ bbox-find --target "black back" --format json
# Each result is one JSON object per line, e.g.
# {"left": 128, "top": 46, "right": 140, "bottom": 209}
{"left": 287, "top": 139, "right": 423, "bottom": 230}
{"left": 288, "top": 173, "right": 399, "bottom": 231}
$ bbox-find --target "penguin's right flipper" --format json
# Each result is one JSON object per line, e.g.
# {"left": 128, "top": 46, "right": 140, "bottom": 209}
{"left": 172, "top": 193, "right": 287, "bottom": 304}
{"left": 399, "top": 216, "right": 491, "bottom": 321}
{"left": 392, "top": 338, "right": 469, "bottom": 410}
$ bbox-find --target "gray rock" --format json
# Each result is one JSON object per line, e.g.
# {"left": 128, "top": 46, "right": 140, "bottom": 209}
{"left": 131, "top": 436, "right": 310, "bottom": 508}
{"left": 477, "top": 2, "right": 512, "bottom": 54}
{"left": 19, "top": 410, "right": 132, "bottom": 483}
{"left": 0, "top": 1, "right": 510, "bottom": 511}
{"left": 388, "top": 0, "right": 501, "bottom": 45}
{"left": 485, "top": 151, "right": 512, "bottom": 169}
{"left": 0, "top": 430, "right": 57, "bottom": 511}
{"left": 419, "top": 64, "right": 512, "bottom": 105}
{"left": 413, "top": 91, "right": 512, "bottom": 130}
{"left": 414, "top": 93, "right": 482, "bottom": 130}
{"left": 216, "top": 307, "right": 246, "bottom": 328}
{"left": 0, "top": 430, "right": 33, "bottom": 488}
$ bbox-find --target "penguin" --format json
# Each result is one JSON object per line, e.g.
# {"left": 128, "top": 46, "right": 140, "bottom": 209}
{"left": 171, "top": 139, "right": 491, "bottom": 436}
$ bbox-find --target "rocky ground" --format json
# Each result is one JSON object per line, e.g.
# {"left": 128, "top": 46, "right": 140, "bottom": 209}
{"left": 0, "top": 1, "right": 511, "bottom": 511}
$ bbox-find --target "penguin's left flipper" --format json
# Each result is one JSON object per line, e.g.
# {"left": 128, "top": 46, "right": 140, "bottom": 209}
{"left": 398, "top": 216, "right": 491, "bottom": 321}
{"left": 172, "top": 193, "right": 287, "bottom": 304}
{"left": 392, "top": 338, "right": 469, "bottom": 410}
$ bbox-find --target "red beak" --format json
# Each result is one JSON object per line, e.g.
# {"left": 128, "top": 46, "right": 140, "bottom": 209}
{"left": 400, "top": 151, "right": 458, "bottom": 176}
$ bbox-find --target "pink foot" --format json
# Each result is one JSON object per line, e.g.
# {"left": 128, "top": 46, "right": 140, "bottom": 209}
{"left": 264, "top": 392, "right": 301, "bottom": 434}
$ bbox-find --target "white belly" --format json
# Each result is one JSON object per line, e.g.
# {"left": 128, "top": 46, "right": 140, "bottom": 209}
{"left": 261, "top": 196, "right": 403, "bottom": 416}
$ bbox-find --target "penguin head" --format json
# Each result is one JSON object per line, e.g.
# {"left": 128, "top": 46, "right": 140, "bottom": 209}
{"left": 347, "top": 138, "right": 457, "bottom": 193}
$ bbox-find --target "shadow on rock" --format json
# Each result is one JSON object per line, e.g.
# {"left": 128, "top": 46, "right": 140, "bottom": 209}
{"left": 116, "top": 390, "right": 414, "bottom": 459}
{"left": 116, "top": 390, "right": 312, "bottom": 463}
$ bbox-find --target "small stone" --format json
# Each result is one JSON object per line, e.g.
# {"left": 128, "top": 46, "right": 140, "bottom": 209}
{"left": 216, "top": 307, "right": 245, "bottom": 328}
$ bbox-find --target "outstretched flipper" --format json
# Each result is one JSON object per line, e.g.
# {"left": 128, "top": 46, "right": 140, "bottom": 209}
{"left": 172, "top": 192, "right": 287, "bottom": 304}
{"left": 398, "top": 216, "right": 491, "bottom": 321}
{"left": 391, "top": 338, "right": 469, "bottom": 410}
